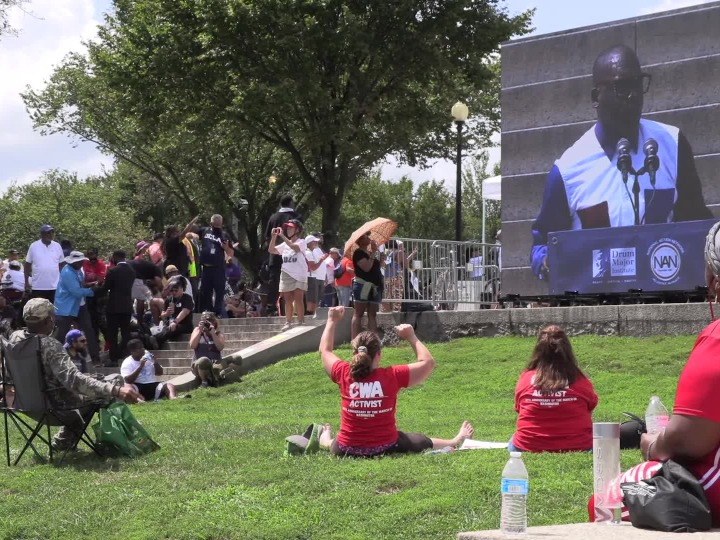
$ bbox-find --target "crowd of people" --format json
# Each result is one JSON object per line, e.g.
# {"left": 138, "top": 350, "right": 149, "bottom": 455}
{"left": 4, "top": 206, "right": 720, "bottom": 529}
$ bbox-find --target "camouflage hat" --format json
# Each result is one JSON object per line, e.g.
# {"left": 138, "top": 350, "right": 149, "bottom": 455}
{"left": 23, "top": 298, "right": 55, "bottom": 323}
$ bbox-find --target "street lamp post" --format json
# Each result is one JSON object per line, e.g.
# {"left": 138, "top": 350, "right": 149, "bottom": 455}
{"left": 451, "top": 101, "right": 469, "bottom": 242}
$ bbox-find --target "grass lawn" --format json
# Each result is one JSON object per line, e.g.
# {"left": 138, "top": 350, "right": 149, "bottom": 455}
{"left": 0, "top": 334, "right": 696, "bottom": 540}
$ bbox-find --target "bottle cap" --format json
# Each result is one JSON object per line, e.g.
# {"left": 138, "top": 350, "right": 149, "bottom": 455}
{"left": 593, "top": 422, "right": 620, "bottom": 438}
{"left": 509, "top": 451, "right": 522, "bottom": 458}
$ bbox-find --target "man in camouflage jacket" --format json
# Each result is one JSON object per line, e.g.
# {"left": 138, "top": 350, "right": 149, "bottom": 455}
{"left": 8, "top": 298, "right": 142, "bottom": 450}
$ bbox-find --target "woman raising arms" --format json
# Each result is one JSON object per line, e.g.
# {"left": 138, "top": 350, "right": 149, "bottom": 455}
{"left": 318, "top": 306, "right": 473, "bottom": 457}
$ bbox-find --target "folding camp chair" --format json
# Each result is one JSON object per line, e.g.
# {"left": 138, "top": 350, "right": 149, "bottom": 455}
{"left": 1, "top": 336, "right": 103, "bottom": 465}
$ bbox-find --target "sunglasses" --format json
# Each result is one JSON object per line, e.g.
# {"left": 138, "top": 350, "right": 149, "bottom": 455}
{"left": 77, "top": 339, "right": 87, "bottom": 343}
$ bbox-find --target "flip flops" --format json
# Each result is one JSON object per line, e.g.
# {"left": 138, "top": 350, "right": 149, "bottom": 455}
{"left": 285, "top": 423, "right": 322, "bottom": 456}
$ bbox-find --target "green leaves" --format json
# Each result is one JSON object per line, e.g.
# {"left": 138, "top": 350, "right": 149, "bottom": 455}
{"left": 23, "top": 0, "right": 530, "bottom": 253}
{"left": 0, "top": 170, "right": 149, "bottom": 256}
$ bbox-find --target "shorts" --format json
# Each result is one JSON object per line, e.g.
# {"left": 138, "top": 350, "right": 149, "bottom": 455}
{"left": 330, "top": 431, "right": 432, "bottom": 457}
{"left": 131, "top": 279, "right": 152, "bottom": 301}
{"left": 352, "top": 279, "right": 383, "bottom": 304}
{"left": 133, "top": 381, "right": 165, "bottom": 401}
{"left": 306, "top": 277, "right": 324, "bottom": 303}
{"left": 279, "top": 272, "right": 308, "bottom": 293}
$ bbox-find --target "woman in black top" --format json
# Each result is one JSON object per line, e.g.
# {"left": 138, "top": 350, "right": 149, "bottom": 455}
{"left": 351, "top": 232, "right": 384, "bottom": 339}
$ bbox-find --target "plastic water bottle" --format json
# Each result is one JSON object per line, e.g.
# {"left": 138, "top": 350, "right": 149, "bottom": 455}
{"left": 645, "top": 395, "right": 670, "bottom": 435}
{"left": 501, "top": 451, "right": 528, "bottom": 534}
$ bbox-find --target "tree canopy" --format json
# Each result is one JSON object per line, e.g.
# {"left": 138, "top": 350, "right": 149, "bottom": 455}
{"left": 24, "top": 0, "right": 530, "bottom": 249}
{"left": 0, "top": 170, "right": 149, "bottom": 257}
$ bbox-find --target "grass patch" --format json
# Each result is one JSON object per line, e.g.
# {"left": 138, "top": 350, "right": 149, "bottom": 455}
{"left": 0, "top": 334, "right": 695, "bottom": 539}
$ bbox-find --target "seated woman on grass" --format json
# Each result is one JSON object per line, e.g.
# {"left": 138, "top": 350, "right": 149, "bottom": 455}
{"left": 510, "top": 324, "right": 598, "bottom": 453}
{"left": 317, "top": 306, "right": 473, "bottom": 457}
{"left": 598, "top": 221, "right": 720, "bottom": 525}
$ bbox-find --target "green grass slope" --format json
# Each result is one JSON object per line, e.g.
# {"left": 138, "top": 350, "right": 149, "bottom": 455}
{"left": 0, "top": 334, "right": 695, "bottom": 540}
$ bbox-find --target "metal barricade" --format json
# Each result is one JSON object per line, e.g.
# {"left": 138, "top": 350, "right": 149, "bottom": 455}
{"left": 379, "top": 237, "right": 501, "bottom": 311}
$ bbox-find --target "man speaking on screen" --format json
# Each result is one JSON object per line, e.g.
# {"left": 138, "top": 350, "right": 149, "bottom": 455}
{"left": 530, "top": 44, "right": 711, "bottom": 279}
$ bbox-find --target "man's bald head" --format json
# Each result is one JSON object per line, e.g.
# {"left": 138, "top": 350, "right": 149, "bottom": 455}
{"left": 591, "top": 44, "right": 646, "bottom": 139}
{"left": 592, "top": 45, "right": 642, "bottom": 86}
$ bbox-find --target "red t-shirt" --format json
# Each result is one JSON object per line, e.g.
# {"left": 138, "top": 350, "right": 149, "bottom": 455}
{"left": 674, "top": 319, "right": 720, "bottom": 524}
{"left": 335, "top": 257, "right": 354, "bottom": 288}
{"left": 331, "top": 360, "right": 410, "bottom": 447}
{"left": 82, "top": 259, "right": 107, "bottom": 285}
{"left": 514, "top": 369, "right": 598, "bottom": 452}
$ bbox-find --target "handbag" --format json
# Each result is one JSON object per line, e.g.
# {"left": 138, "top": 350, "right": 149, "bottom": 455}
{"left": 621, "top": 460, "right": 712, "bottom": 532}
{"left": 93, "top": 402, "right": 160, "bottom": 457}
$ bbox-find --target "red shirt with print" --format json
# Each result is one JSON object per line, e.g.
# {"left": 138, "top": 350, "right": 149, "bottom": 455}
{"left": 331, "top": 360, "right": 409, "bottom": 447}
{"left": 514, "top": 369, "right": 598, "bottom": 452}
{"left": 674, "top": 319, "right": 720, "bottom": 525}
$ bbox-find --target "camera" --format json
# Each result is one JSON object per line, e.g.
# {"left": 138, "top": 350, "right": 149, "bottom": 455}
{"left": 203, "top": 321, "right": 212, "bottom": 331}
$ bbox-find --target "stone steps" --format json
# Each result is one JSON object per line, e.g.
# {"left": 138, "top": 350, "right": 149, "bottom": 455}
{"left": 164, "top": 332, "right": 279, "bottom": 349}
{"left": 98, "top": 315, "right": 298, "bottom": 383}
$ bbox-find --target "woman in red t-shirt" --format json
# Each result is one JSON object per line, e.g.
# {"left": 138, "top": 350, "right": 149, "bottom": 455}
{"left": 624, "top": 222, "right": 720, "bottom": 526}
{"left": 511, "top": 325, "right": 598, "bottom": 453}
{"left": 318, "top": 306, "right": 473, "bottom": 457}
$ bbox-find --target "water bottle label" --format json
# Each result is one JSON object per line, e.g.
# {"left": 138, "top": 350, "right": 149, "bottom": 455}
{"left": 657, "top": 415, "right": 669, "bottom": 429}
{"left": 501, "top": 478, "right": 528, "bottom": 495}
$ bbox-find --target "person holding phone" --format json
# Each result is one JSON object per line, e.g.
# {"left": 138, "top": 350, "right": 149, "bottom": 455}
{"left": 268, "top": 219, "right": 307, "bottom": 331}
{"left": 189, "top": 311, "right": 240, "bottom": 388}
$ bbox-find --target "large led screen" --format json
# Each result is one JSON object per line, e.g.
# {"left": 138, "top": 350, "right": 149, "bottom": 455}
{"left": 500, "top": 3, "right": 720, "bottom": 297}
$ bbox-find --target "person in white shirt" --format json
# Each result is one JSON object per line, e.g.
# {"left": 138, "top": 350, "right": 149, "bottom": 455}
{"left": 1, "top": 261, "right": 25, "bottom": 292}
{"left": 0, "top": 249, "right": 20, "bottom": 279}
{"left": 120, "top": 338, "right": 178, "bottom": 400}
{"left": 24, "top": 224, "right": 64, "bottom": 303}
{"left": 304, "top": 235, "right": 330, "bottom": 316}
{"left": 268, "top": 219, "right": 307, "bottom": 331}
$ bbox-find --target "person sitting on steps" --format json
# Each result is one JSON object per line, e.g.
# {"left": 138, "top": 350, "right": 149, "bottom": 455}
{"left": 189, "top": 311, "right": 241, "bottom": 388}
{"left": 317, "top": 306, "right": 474, "bottom": 457}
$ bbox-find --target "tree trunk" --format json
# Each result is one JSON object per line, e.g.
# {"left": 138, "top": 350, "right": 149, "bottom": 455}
{"left": 321, "top": 194, "right": 343, "bottom": 248}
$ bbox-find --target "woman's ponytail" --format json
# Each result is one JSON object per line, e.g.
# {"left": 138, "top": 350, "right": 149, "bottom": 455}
{"left": 350, "top": 332, "right": 382, "bottom": 380}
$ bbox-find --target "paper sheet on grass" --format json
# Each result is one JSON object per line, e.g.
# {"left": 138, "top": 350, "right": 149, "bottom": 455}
{"left": 459, "top": 439, "right": 509, "bottom": 450}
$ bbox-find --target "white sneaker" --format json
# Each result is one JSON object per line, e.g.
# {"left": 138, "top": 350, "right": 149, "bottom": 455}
{"left": 281, "top": 322, "right": 293, "bottom": 332}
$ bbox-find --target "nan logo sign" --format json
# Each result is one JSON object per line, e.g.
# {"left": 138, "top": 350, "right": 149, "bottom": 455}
{"left": 648, "top": 238, "right": 683, "bottom": 285}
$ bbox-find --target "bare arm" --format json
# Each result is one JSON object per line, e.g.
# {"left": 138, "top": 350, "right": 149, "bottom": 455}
{"left": 180, "top": 215, "right": 200, "bottom": 237}
{"left": 188, "top": 327, "right": 202, "bottom": 350}
{"left": 153, "top": 359, "right": 164, "bottom": 376}
{"left": 24, "top": 262, "right": 31, "bottom": 288}
{"left": 642, "top": 414, "right": 720, "bottom": 461}
{"left": 174, "top": 307, "right": 192, "bottom": 327}
{"left": 280, "top": 234, "right": 303, "bottom": 253}
{"left": 307, "top": 254, "right": 329, "bottom": 271}
{"left": 395, "top": 325, "right": 436, "bottom": 387}
{"left": 213, "top": 330, "right": 226, "bottom": 351}
{"left": 268, "top": 231, "right": 280, "bottom": 255}
{"left": 319, "top": 307, "right": 345, "bottom": 377}
{"left": 123, "top": 359, "right": 146, "bottom": 384}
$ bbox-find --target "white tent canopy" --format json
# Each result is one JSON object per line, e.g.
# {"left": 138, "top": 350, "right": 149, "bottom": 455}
{"left": 481, "top": 176, "right": 501, "bottom": 243}
{"left": 481, "top": 175, "right": 501, "bottom": 201}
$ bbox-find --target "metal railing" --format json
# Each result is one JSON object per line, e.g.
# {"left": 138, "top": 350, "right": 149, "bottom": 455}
{"left": 379, "top": 237, "right": 501, "bottom": 311}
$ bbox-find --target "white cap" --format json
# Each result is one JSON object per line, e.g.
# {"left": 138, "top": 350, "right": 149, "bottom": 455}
{"left": 305, "top": 235, "right": 320, "bottom": 244}
{"left": 509, "top": 451, "right": 523, "bottom": 458}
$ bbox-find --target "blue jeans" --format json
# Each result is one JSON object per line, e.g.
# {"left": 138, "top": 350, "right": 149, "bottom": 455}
{"left": 507, "top": 435, "right": 525, "bottom": 453}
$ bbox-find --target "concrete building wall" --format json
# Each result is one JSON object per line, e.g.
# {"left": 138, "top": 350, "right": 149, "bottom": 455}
{"left": 500, "top": 2, "right": 720, "bottom": 296}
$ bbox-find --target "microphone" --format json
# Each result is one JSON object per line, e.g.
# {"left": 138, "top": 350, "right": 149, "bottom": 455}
{"left": 616, "top": 138, "right": 632, "bottom": 183}
{"left": 643, "top": 138, "right": 659, "bottom": 187}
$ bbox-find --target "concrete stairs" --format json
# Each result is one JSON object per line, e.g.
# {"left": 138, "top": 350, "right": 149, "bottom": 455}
{"left": 95, "top": 316, "right": 289, "bottom": 381}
